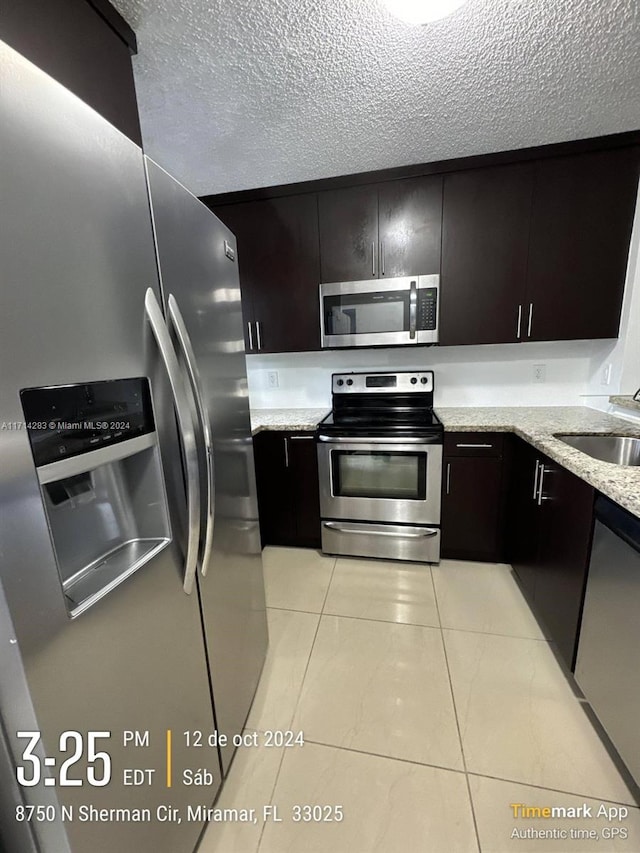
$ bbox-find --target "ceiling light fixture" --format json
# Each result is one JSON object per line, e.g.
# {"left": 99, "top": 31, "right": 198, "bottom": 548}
{"left": 382, "top": 0, "right": 468, "bottom": 24}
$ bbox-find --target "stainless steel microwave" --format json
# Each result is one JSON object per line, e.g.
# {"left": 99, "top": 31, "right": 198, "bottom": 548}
{"left": 320, "top": 275, "right": 440, "bottom": 348}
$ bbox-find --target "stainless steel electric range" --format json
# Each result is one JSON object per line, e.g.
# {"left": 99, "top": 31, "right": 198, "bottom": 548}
{"left": 316, "top": 371, "right": 443, "bottom": 563}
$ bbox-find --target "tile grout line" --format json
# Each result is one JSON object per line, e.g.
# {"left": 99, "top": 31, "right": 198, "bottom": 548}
{"left": 430, "top": 564, "right": 483, "bottom": 853}
{"left": 302, "top": 737, "right": 468, "bottom": 776}
{"left": 465, "top": 770, "right": 640, "bottom": 810}
{"left": 268, "top": 605, "right": 551, "bottom": 642}
{"left": 255, "top": 553, "right": 338, "bottom": 853}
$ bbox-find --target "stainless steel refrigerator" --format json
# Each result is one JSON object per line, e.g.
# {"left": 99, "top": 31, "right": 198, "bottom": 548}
{"left": 0, "top": 40, "right": 267, "bottom": 853}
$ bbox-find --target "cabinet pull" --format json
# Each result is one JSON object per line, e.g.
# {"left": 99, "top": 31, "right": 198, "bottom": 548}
{"left": 527, "top": 303, "right": 534, "bottom": 338}
{"left": 247, "top": 321, "right": 254, "bottom": 351}
{"left": 537, "top": 465, "right": 553, "bottom": 506}
{"left": 372, "top": 242, "right": 376, "bottom": 277}
{"left": 290, "top": 435, "right": 314, "bottom": 440}
{"left": 256, "top": 320, "right": 263, "bottom": 350}
{"left": 284, "top": 436, "right": 289, "bottom": 468}
{"left": 455, "top": 443, "right": 493, "bottom": 449}
{"left": 381, "top": 241, "right": 385, "bottom": 276}
{"left": 532, "top": 459, "right": 541, "bottom": 500}
{"left": 516, "top": 304, "right": 522, "bottom": 339}
{"left": 446, "top": 462, "right": 451, "bottom": 495}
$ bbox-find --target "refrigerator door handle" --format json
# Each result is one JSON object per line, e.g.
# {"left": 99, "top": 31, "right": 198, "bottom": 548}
{"left": 145, "top": 288, "right": 200, "bottom": 594}
{"left": 167, "top": 294, "right": 215, "bottom": 578}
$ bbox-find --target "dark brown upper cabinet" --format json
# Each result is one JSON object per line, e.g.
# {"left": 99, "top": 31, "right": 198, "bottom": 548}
{"left": 524, "top": 148, "right": 640, "bottom": 342}
{"left": 377, "top": 177, "right": 442, "bottom": 278}
{"left": 318, "top": 177, "right": 442, "bottom": 283}
{"left": 213, "top": 193, "right": 321, "bottom": 353}
{"left": 1, "top": 0, "right": 141, "bottom": 144}
{"left": 318, "top": 185, "right": 379, "bottom": 283}
{"left": 440, "top": 164, "right": 534, "bottom": 346}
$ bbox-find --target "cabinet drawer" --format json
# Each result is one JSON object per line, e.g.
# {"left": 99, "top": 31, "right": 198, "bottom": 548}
{"left": 444, "top": 433, "right": 504, "bottom": 457}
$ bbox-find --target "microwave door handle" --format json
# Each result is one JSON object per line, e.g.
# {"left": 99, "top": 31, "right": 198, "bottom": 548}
{"left": 409, "top": 281, "right": 418, "bottom": 339}
{"left": 144, "top": 288, "right": 200, "bottom": 594}
{"left": 167, "top": 294, "right": 215, "bottom": 579}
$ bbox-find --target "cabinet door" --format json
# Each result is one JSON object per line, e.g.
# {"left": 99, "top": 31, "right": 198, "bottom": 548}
{"left": 377, "top": 176, "right": 442, "bottom": 278}
{"left": 288, "top": 435, "right": 321, "bottom": 548}
{"left": 440, "top": 164, "right": 533, "bottom": 345}
{"left": 534, "top": 463, "right": 595, "bottom": 669}
{"left": 525, "top": 148, "right": 640, "bottom": 341}
{"left": 507, "top": 438, "right": 542, "bottom": 599}
{"left": 252, "top": 195, "right": 321, "bottom": 352}
{"left": 253, "top": 431, "right": 294, "bottom": 546}
{"left": 441, "top": 456, "right": 503, "bottom": 561}
{"left": 318, "top": 185, "right": 379, "bottom": 283}
{"left": 213, "top": 195, "right": 321, "bottom": 353}
{"left": 2, "top": 0, "right": 141, "bottom": 144}
{"left": 211, "top": 200, "right": 257, "bottom": 351}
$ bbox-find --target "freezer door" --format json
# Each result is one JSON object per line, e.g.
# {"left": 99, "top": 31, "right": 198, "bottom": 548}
{"left": 0, "top": 44, "right": 221, "bottom": 852}
{"left": 145, "top": 157, "right": 269, "bottom": 773}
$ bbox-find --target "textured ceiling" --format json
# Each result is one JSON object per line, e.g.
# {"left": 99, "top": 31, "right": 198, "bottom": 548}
{"left": 112, "top": 0, "right": 640, "bottom": 196}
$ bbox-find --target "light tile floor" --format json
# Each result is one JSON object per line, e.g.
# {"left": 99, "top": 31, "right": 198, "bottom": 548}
{"left": 201, "top": 549, "right": 640, "bottom": 853}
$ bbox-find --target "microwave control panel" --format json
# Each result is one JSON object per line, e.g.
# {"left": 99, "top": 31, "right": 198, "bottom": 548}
{"left": 418, "top": 288, "right": 438, "bottom": 330}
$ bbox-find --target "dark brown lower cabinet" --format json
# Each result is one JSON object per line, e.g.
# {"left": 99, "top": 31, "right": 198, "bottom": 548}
{"left": 253, "top": 431, "right": 321, "bottom": 548}
{"left": 508, "top": 437, "right": 595, "bottom": 669}
{"left": 441, "top": 433, "right": 508, "bottom": 562}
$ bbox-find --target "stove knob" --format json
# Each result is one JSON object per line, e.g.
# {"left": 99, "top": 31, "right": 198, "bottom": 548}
{"left": 346, "top": 379, "right": 354, "bottom": 386}
{"left": 421, "top": 377, "right": 428, "bottom": 384}
{"left": 337, "top": 379, "right": 344, "bottom": 386}
{"left": 410, "top": 377, "right": 418, "bottom": 385}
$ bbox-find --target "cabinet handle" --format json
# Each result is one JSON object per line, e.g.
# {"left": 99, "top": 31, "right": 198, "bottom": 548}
{"left": 446, "top": 462, "right": 451, "bottom": 495}
{"left": 372, "top": 242, "right": 376, "bottom": 277}
{"left": 247, "top": 321, "right": 254, "bottom": 351}
{"left": 381, "top": 241, "right": 385, "bottom": 276}
{"left": 284, "top": 436, "right": 289, "bottom": 468}
{"left": 532, "top": 459, "right": 541, "bottom": 500}
{"left": 290, "top": 435, "right": 314, "bottom": 440}
{"left": 527, "top": 303, "right": 534, "bottom": 338}
{"left": 256, "top": 320, "right": 263, "bottom": 350}
{"left": 455, "top": 443, "right": 493, "bottom": 449}
{"left": 516, "top": 304, "right": 522, "bottom": 340}
{"left": 537, "top": 465, "right": 553, "bottom": 506}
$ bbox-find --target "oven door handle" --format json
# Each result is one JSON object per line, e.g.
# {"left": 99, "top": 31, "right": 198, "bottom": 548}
{"left": 322, "top": 522, "right": 439, "bottom": 539}
{"left": 317, "top": 434, "right": 439, "bottom": 445}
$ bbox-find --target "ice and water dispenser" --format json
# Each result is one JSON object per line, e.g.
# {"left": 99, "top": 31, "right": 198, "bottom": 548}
{"left": 20, "top": 378, "right": 171, "bottom": 617}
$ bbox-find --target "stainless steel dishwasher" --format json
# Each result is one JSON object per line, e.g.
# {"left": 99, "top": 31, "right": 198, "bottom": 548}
{"left": 575, "top": 495, "right": 640, "bottom": 786}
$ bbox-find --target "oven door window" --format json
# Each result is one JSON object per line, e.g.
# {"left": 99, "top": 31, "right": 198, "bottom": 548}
{"left": 324, "top": 291, "right": 409, "bottom": 336}
{"left": 332, "top": 451, "right": 426, "bottom": 500}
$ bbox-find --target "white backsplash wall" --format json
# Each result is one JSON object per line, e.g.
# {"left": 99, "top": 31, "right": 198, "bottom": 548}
{"left": 586, "top": 187, "right": 640, "bottom": 413}
{"left": 247, "top": 339, "right": 613, "bottom": 410}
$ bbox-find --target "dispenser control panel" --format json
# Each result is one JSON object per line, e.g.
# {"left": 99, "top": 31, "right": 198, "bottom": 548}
{"left": 20, "top": 378, "right": 155, "bottom": 467}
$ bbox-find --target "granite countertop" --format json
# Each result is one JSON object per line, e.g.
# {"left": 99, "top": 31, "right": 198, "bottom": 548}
{"left": 251, "top": 405, "right": 640, "bottom": 519}
{"left": 436, "top": 406, "right": 640, "bottom": 519}
{"left": 251, "top": 408, "right": 329, "bottom": 434}
{"left": 609, "top": 395, "right": 640, "bottom": 415}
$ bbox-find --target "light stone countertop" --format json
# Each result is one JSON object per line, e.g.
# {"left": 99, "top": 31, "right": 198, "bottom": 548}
{"left": 609, "top": 395, "right": 640, "bottom": 414}
{"left": 251, "top": 408, "right": 330, "bottom": 434}
{"left": 437, "top": 406, "right": 640, "bottom": 519}
{"left": 251, "top": 404, "right": 640, "bottom": 519}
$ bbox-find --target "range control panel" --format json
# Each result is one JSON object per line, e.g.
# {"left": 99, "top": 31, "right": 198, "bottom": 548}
{"left": 332, "top": 371, "right": 434, "bottom": 394}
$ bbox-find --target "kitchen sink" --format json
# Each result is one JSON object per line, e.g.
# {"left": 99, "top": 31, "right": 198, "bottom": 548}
{"left": 554, "top": 434, "right": 640, "bottom": 466}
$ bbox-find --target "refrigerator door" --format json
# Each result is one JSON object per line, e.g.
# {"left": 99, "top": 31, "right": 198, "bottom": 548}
{"left": 0, "top": 44, "right": 221, "bottom": 852}
{"left": 145, "top": 158, "right": 268, "bottom": 773}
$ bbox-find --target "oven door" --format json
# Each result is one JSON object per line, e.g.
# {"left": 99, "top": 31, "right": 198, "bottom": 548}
{"left": 317, "top": 437, "right": 442, "bottom": 525}
{"left": 320, "top": 276, "right": 439, "bottom": 348}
